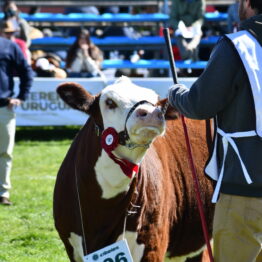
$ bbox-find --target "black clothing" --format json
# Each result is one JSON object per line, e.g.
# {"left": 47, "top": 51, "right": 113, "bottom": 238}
{"left": 169, "top": 14, "right": 262, "bottom": 197}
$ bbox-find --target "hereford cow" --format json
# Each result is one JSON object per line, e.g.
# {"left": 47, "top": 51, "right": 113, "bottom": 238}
{"left": 53, "top": 76, "right": 214, "bottom": 262}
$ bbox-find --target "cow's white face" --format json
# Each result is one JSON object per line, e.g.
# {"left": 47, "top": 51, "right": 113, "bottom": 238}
{"left": 100, "top": 77, "right": 165, "bottom": 150}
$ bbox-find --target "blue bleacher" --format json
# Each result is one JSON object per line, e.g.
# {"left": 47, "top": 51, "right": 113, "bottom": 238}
{"left": 30, "top": 35, "right": 220, "bottom": 51}
{"left": 0, "top": 12, "right": 228, "bottom": 23}
{"left": 204, "top": 12, "right": 228, "bottom": 22}
{"left": 59, "top": 59, "right": 207, "bottom": 70}
{"left": 0, "top": 13, "right": 169, "bottom": 23}
{"left": 30, "top": 36, "right": 215, "bottom": 71}
{"left": 101, "top": 59, "right": 208, "bottom": 70}
{"left": 0, "top": 11, "right": 224, "bottom": 72}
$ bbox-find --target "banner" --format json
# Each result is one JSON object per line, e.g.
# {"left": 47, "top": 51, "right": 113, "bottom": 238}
{"left": 14, "top": 77, "right": 195, "bottom": 126}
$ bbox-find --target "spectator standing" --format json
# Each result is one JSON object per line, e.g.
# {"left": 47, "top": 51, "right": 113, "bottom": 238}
{"left": 227, "top": 0, "right": 240, "bottom": 33}
{"left": 65, "top": 29, "right": 103, "bottom": 78}
{"left": 0, "top": 19, "right": 31, "bottom": 64}
{"left": 169, "top": 0, "right": 206, "bottom": 61}
{"left": 168, "top": 0, "right": 262, "bottom": 261}
{"left": 0, "top": 36, "right": 33, "bottom": 205}
{"left": 64, "top": 6, "right": 99, "bottom": 15}
{"left": 2, "top": 1, "right": 32, "bottom": 47}
{"left": 64, "top": 6, "right": 100, "bottom": 37}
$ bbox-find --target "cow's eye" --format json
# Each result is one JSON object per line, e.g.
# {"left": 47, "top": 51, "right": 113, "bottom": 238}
{"left": 105, "top": 98, "right": 117, "bottom": 109}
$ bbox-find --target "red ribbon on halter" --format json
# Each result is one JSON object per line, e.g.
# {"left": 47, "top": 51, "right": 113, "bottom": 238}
{"left": 101, "top": 127, "right": 139, "bottom": 178}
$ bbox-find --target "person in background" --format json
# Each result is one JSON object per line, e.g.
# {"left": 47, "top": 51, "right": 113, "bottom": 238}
{"left": 2, "top": 1, "right": 32, "bottom": 47}
{"left": 0, "top": 36, "right": 33, "bottom": 205}
{"left": 65, "top": 28, "right": 103, "bottom": 78}
{"left": 169, "top": 0, "right": 206, "bottom": 61}
{"left": 168, "top": 0, "right": 262, "bottom": 261}
{"left": 63, "top": 6, "right": 100, "bottom": 37}
{"left": 0, "top": 19, "right": 31, "bottom": 64}
{"left": 227, "top": 0, "right": 240, "bottom": 33}
{"left": 32, "top": 53, "right": 67, "bottom": 78}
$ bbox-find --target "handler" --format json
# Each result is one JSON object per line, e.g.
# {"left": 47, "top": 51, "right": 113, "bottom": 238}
{"left": 168, "top": 0, "right": 262, "bottom": 261}
{"left": 0, "top": 36, "right": 33, "bottom": 205}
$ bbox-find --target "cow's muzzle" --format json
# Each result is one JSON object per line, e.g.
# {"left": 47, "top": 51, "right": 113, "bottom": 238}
{"left": 95, "top": 100, "right": 166, "bottom": 150}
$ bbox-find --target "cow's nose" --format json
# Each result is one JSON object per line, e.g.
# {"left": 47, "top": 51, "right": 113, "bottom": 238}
{"left": 136, "top": 108, "right": 148, "bottom": 118}
{"left": 136, "top": 107, "right": 164, "bottom": 120}
{"left": 156, "top": 110, "right": 164, "bottom": 120}
{"left": 154, "top": 108, "right": 164, "bottom": 120}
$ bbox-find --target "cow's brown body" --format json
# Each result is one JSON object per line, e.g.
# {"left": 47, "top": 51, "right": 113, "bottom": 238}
{"left": 53, "top": 79, "right": 214, "bottom": 262}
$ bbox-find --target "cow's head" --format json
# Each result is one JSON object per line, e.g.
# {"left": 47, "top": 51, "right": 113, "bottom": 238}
{"left": 57, "top": 76, "right": 177, "bottom": 164}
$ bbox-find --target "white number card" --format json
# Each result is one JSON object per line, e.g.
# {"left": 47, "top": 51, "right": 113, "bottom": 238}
{"left": 84, "top": 239, "right": 133, "bottom": 262}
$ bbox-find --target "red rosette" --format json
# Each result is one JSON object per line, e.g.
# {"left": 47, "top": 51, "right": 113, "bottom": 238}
{"left": 101, "top": 127, "right": 140, "bottom": 178}
{"left": 101, "top": 127, "right": 119, "bottom": 152}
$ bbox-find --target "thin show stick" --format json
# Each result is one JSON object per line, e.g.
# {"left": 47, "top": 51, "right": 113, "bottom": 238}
{"left": 163, "top": 28, "right": 214, "bottom": 262}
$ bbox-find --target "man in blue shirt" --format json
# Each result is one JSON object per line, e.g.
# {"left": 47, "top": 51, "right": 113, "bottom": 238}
{"left": 168, "top": 0, "right": 262, "bottom": 260}
{"left": 0, "top": 36, "right": 33, "bottom": 205}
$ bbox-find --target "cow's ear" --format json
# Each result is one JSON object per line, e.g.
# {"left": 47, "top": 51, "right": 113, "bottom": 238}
{"left": 157, "top": 98, "right": 179, "bottom": 120}
{"left": 57, "top": 82, "right": 96, "bottom": 113}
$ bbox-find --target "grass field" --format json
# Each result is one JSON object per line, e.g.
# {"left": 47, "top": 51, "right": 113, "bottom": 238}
{"left": 0, "top": 126, "right": 79, "bottom": 262}
{"left": 0, "top": 126, "right": 176, "bottom": 262}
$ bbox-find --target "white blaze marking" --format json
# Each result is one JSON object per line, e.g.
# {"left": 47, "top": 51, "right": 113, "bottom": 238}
{"left": 68, "top": 232, "right": 84, "bottom": 262}
{"left": 117, "top": 231, "right": 145, "bottom": 262}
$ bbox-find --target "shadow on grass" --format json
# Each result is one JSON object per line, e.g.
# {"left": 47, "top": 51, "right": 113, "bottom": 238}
{"left": 16, "top": 126, "right": 81, "bottom": 142}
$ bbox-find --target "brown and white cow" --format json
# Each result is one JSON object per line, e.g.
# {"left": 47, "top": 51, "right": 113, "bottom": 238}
{"left": 53, "top": 76, "right": 214, "bottom": 262}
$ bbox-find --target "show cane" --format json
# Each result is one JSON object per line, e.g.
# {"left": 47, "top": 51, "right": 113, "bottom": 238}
{"left": 163, "top": 27, "right": 214, "bottom": 262}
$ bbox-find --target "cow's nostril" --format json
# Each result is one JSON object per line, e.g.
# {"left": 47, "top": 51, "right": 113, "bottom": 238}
{"left": 137, "top": 109, "right": 148, "bottom": 118}
{"left": 158, "top": 111, "right": 164, "bottom": 119}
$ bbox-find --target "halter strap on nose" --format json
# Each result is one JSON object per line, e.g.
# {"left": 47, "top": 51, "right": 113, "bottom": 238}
{"left": 119, "top": 100, "right": 154, "bottom": 146}
{"left": 94, "top": 99, "right": 163, "bottom": 148}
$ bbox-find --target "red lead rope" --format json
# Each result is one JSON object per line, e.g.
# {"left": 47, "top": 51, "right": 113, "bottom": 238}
{"left": 163, "top": 27, "right": 214, "bottom": 262}
{"left": 105, "top": 150, "right": 139, "bottom": 178}
{"left": 181, "top": 115, "right": 214, "bottom": 262}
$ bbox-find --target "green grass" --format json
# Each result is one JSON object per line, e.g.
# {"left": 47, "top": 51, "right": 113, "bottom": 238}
{"left": 0, "top": 126, "right": 79, "bottom": 262}
{"left": 0, "top": 126, "right": 177, "bottom": 262}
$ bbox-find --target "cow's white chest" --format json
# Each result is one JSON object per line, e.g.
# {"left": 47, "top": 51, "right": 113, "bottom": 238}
{"left": 95, "top": 150, "right": 133, "bottom": 199}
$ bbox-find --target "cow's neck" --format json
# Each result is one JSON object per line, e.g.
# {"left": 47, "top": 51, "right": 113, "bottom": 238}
{"left": 114, "top": 145, "right": 147, "bottom": 164}
{"left": 94, "top": 145, "right": 147, "bottom": 199}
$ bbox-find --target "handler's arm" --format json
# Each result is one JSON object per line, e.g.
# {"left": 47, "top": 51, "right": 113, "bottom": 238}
{"left": 13, "top": 43, "right": 33, "bottom": 101}
{"left": 168, "top": 37, "right": 241, "bottom": 119}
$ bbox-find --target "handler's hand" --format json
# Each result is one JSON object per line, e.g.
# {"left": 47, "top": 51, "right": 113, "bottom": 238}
{"left": 8, "top": 98, "right": 22, "bottom": 110}
{"left": 168, "top": 84, "right": 187, "bottom": 108}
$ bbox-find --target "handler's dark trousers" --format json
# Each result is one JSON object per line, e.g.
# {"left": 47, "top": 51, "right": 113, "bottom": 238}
{"left": 213, "top": 193, "right": 262, "bottom": 262}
